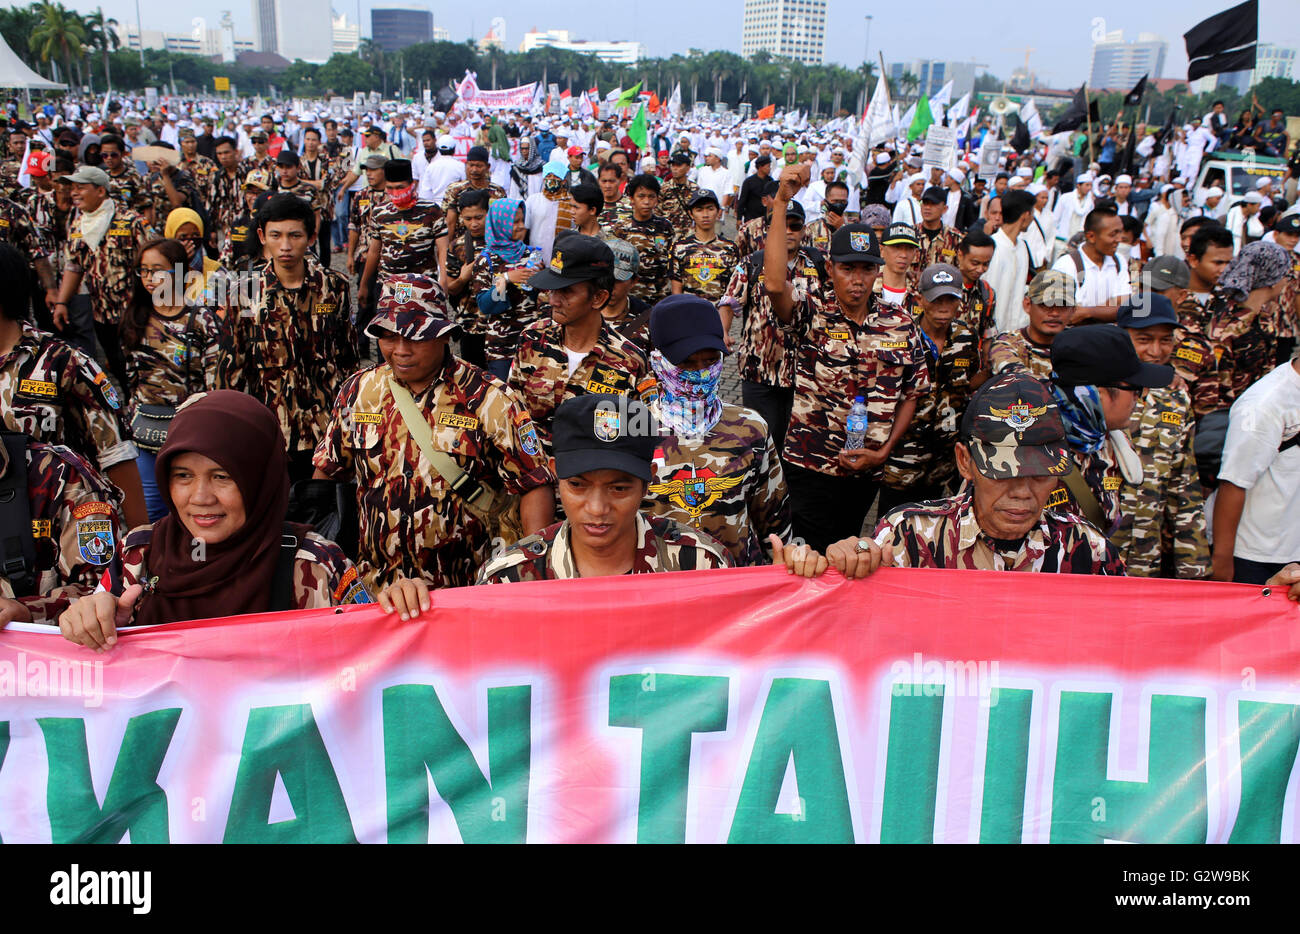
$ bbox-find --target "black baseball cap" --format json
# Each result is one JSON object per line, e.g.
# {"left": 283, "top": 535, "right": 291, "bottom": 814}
{"left": 920, "top": 186, "right": 948, "bottom": 205}
{"left": 552, "top": 395, "right": 657, "bottom": 481}
{"left": 1050, "top": 325, "right": 1174, "bottom": 388}
{"left": 274, "top": 149, "right": 299, "bottom": 166}
{"left": 669, "top": 152, "right": 691, "bottom": 166}
{"left": 1116, "top": 293, "right": 1179, "bottom": 329}
{"left": 1275, "top": 214, "right": 1300, "bottom": 236}
{"left": 881, "top": 222, "right": 920, "bottom": 248}
{"left": 827, "top": 223, "right": 883, "bottom": 264}
{"left": 687, "top": 189, "right": 719, "bottom": 210}
{"left": 785, "top": 199, "right": 806, "bottom": 221}
{"left": 528, "top": 232, "right": 615, "bottom": 289}
{"left": 650, "top": 294, "right": 727, "bottom": 366}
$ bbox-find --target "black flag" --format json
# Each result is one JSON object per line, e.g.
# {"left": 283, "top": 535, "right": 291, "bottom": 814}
{"left": 1124, "top": 74, "right": 1148, "bottom": 107}
{"left": 1185, "top": 0, "right": 1258, "bottom": 81}
{"left": 1010, "top": 118, "right": 1030, "bottom": 153}
{"left": 1051, "top": 86, "right": 1093, "bottom": 133}
{"left": 1152, "top": 106, "right": 1180, "bottom": 158}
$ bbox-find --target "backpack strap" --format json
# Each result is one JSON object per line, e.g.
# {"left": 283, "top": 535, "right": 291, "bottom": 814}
{"left": 1280, "top": 431, "right": 1300, "bottom": 455}
{"left": 1061, "top": 467, "right": 1107, "bottom": 530}
{"left": 0, "top": 432, "right": 38, "bottom": 598}
{"left": 269, "top": 524, "right": 299, "bottom": 612}
{"left": 1066, "top": 248, "right": 1086, "bottom": 279}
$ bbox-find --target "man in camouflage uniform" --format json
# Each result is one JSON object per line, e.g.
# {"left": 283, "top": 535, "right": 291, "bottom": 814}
{"left": 347, "top": 154, "right": 387, "bottom": 277}
{"left": 1111, "top": 297, "right": 1210, "bottom": 578}
{"left": 955, "top": 231, "right": 998, "bottom": 358}
{"left": 142, "top": 156, "right": 204, "bottom": 229}
{"left": 668, "top": 190, "right": 738, "bottom": 303}
{"left": 601, "top": 237, "right": 653, "bottom": 354}
{"left": 734, "top": 178, "right": 783, "bottom": 259}
{"left": 1046, "top": 326, "right": 1174, "bottom": 537}
{"left": 644, "top": 295, "right": 791, "bottom": 566}
{"left": 218, "top": 193, "right": 357, "bottom": 481}
{"left": 313, "top": 274, "right": 555, "bottom": 593}
{"left": 597, "top": 162, "right": 630, "bottom": 226}
{"left": 177, "top": 127, "right": 216, "bottom": 192}
{"left": 873, "top": 222, "right": 921, "bottom": 312}
{"left": 880, "top": 264, "right": 983, "bottom": 513}
{"left": 0, "top": 436, "right": 125, "bottom": 627}
{"left": 1142, "top": 255, "right": 1222, "bottom": 421}
{"left": 767, "top": 166, "right": 931, "bottom": 553}
{"left": 476, "top": 394, "right": 733, "bottom": 583}
{"left": 1209, "top": 242, "right": 1288, "bottom": 400}
{"left": 239, "top": 130, "right": 274, "bottom": 176}
{"left": 52, "top": 165, "right": 154, "bottom": 388}
{"left": 989, "top": 269, "right": 1076, "bottom": 381}
{"left": 1268, "top": 215, "right": 1300, "bottom": 363}
{"left": 607, "top": 173, "right": 676, "bottom": 305}
{"left": 270, "top": 149, "right": 318, "bottom": 211}
{"left": 97, "top": 135, "right": 152, "bottom": 216}
{"left": 0, "top": 194, "right": 56, "bottom": 300}
{"left": 873, "top": 372, "right": 1125, "bottom": 573}
{"left": 0, "top": 128, "right": 25, "bottom": 198}
{"left": 718, "top": 198, "right": 823, "bottom": 452}
{"left": 803, "top": 179, "right": 851, "bottom": 257}
{"left": 512, "top": 234, "right": 649, "bottom": 456}
{"left": 912, "top": 187, "right": 963, "bottom": 284}
{"left": 206, "top": 136, "right": 246, "bottom": 255}
{"left": 441, "top": 146, "right": 505, "bottom": 241}
{"left": 1178, "top": 225, "right": 1238, "bottom": 412}
{"left": 360, "top": 158, "right": 443, "bottom": 309}
{"left": 657, "top": 153, "right": 700, "bottom": 233}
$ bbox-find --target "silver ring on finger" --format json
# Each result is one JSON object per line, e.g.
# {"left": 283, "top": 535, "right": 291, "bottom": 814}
{"left": 855, "top": 539, "right": 872, "bottom": 553}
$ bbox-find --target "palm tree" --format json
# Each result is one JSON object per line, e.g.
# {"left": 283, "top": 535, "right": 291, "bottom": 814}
{"left": 30, "top": 2, "right": 87, "bottom": 86}
{"left": 83, "top": 9, "right": 119, "bottom": 90}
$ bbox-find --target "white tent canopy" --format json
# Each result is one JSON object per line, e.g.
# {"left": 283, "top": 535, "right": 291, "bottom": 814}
{"left": 0, "top": 33, "right": 65, "bottom": 90}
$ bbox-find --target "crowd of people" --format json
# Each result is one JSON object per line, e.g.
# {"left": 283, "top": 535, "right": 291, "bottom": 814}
{"left": 0, "top": 89, "right": 1298, "bottom": 652}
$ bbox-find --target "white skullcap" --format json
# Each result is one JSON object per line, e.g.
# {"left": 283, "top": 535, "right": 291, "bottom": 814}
{"left": 946, "top": 167, "right": 966, "bottom": 183}
{"left": 1244, "top": 191, "right": 1268, "bottom": 204}
{"left": 908, "top": 172, "right": 927, "bottom": 186}
{"left": 1027, "top": 182, "right": 1046, "bottom": 195}
{"left": 1114, "top": 174, "right": 1133, "bottom": 186}
{"left": 1076, "top": 172, "right": 1095, "bottom": 184}
{"left": 875, "top": 152, "right": 892, "bottom": 165}
{"left": 1204, "top": 186, "right": 1224, "bottom": 199}
{"left": 1256, "top": 177, "right": 1274, "bottom": 188}
{"left": 1008, "top": 176, "right": 1028, "bottom": 188}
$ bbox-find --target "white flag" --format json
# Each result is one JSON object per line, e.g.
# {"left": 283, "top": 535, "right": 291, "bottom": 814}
{"left": 853, "top": 76, "right": 894, "bottom": 165}
{"left": 928, "top": 81, "right": 953, "bottom": 122}
{"left": 605, "top": 86, "right": 622, "bottom": 103}
{"left": 947, "top": 91, "right": 971, "bottom": 127}
{"left": 1019, "top": 98, "right": 1043, "bottom": 136}
{"left": 898, "top": 102, "right": 916, "bottom": 140}
{"left": 578, "top": 92, "right": 594, "bottom": 119}
{"left": 668, "top": 83, "right": 682, "bottom": 117}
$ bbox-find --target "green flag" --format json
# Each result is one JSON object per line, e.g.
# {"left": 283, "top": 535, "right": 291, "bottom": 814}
{"left": 616, "top": 81, "right": 643, "bottom": 110}
{"left": 629, "top": 103, "right": 648, "bottom": 151}
{"left": 908, "top": 94, "right": 934, "bottom": 141}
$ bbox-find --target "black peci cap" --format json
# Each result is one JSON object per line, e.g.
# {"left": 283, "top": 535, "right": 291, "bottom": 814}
{"left": 1050, "top": 325, "right": 1174, "bottom": 388}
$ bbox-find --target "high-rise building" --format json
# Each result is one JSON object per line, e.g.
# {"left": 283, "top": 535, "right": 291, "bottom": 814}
{"left": 887, "top": 60, "right": 979, "bottom": 100}
{"left": 250, "top": 0, "right": 332, "bottom": 63}
{"left": 371, "top": 7, "right": 435, "bottom": 53}
{"left": 332, "top": 13, "right": 360, "bottom": 55}
{"left": 519, "top": 29, "right": 642, "bottom": 65}
{"left": 1088, "top": 30, "right": 1167, "bottom": 90}
{"left": 116, "top": 21, "right": 254, "bottom": 58}
{"left": 741, "top": 0, "right": 826, "bottom": 66}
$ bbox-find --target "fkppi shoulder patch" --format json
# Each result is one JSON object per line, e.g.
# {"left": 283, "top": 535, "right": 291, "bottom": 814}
{"left": 331, "top": 566, "right": 373, "bottom": 604}
{"left": 76, "top": 518, "right": 115, "bottom": 565}
{"left": 513, "top": 410, "right": 541, "bottom": 458}
{"left": 92, "top": 370, "right": 120, "bottom": 409}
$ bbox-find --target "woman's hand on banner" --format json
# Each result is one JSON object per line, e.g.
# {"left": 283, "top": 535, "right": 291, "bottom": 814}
{"left": 377, "top": 576, "right": 431, "bottom": 621}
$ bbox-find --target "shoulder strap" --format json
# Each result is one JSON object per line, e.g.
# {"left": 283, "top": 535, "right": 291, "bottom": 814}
{"left": 387, "top": 377, "right": 492, "bottom": 520}
{"left": 1066, "top": 248, "right": 1085, "bottom": 278}
{"left": 269, "top": 523, "right": 298, "bottom": 612}
{"left": 1061, "top": 466, "right": 1106, "bottom": 529}
{"left": 1280, "top": 431, "right": 1300, "bottom": 454}
{"left": 0, "top": 432, "right": 38, "bottom": 598}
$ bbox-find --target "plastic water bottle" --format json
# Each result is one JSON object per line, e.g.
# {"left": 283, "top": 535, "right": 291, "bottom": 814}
{"left": 845, "top": 396, "right": 868, "bottom": 451}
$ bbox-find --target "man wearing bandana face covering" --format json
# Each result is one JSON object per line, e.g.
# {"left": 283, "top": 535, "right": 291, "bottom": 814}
{"left": 359, "top": 159, "right": 443, "bottom": 310}
{"left": 803, "top": 178, "right": 851, "bottom": 259}
{"left": 645, "top": 295, "right": 793, "bottom": 566}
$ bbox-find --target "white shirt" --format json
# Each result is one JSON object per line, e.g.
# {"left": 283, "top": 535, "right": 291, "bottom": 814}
{"left": 524, "top": 193, "right": 564, "bottom": 263}
{"left": 418, "top": 153, "right": 465, "bottom": 204}
{"left": 1050, "top": 247, "right": 1131, "bottom": 307}
{"left": 892, "top": 196, "right": 921, "bottom": 227}
{"left": 1218, "top": 360, "right": 1300, "bottom": 563}
{"left": 986, "top": 227, "right": 1031, "bottom": 333}
{"left": 697, "top": 164, "right": 733, "bottom": 205}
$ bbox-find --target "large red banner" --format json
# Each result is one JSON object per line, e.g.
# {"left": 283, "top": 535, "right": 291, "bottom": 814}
{"left": 1, "top": 568, "right": 1297, "bottom": 843}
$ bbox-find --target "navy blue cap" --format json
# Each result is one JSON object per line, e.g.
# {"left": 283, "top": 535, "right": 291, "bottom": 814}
{"left": 1116, "top": 293, "right": 1179, "bottom": 329}
{"left": 1051, "top": 325, "right": 1174, "bottom": 389}
{"left": 649, "top": 294, "right": 728, "bottom": 366}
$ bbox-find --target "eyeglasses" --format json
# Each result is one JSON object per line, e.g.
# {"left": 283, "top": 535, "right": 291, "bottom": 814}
{"left": 175, "top": 234, "right": 203, "bottom": 243}
{"left": 137, "top": 267, "right": 169, "bottom": 278}
{"left": 786, "top": 222, "right": 804, "bottom": 231}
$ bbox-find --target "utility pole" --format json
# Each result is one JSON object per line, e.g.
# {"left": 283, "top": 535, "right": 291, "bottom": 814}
{"left": 135, "top": 0, "right": 145, "bottom": 66}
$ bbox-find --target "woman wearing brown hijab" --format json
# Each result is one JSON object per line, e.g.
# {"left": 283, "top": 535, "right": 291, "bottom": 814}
{"left": 58, "top": 391, "right": 371, "bottom": 649}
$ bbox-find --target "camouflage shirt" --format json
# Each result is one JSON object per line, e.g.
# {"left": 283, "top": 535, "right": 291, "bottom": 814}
{"left": 959, "top": 279, "right": 997, "bottom": 356}
{"left": 205, "top": 167, "right": 246, "bottom": 248}
{"left": 348, "top": 185, "right": 386, "bottom": 275}
{"left": 1177, "top": 291, "right": 1237, "bottom": 410}
{"left": 65, "top": 206, "right": 154, "bottom": 325}
{"left": 123, "top": 307, "right": 223, "bottom": 419}
{"left": 669, "top": 233, "right": 738, "bottom": 302}
{"left": 1210, "top": 297, "right": 1276, "bottom": 401}
{"left": 1169, "top": 328, "right": 1223, "bottom": 420}
{"left": 1112, "top": 380, "right": 1210, "bottom": 579}
{"left": 882, "top": 317, "right": 980, "bottom": 491}
{"left": 26, "top": 190, "right": 74, "bottom": 279}
{"left": 441, "top": 180, "right": 506, "bottom": 238}
{"left": 601, "top": 296, "right": 654, "bottom": 357}
{"left": 508, "top": 317, "right": 649, "bottom": 455}
{"left": 804, "top": 217, "right": 838, "bottom": 257}
{"left": 608, "top": 213, "right": 676, "bottom": 304}
{"left": 143, "top": 166, "right": 204, "bottom": 226}
{"left": 873, "top": 490, "right": 1125, "bottom": 573}
{"left": 239, "top": 154, "right": 275, "bottom": 177}
{"left": 988, "top": 328, "right": 1056, "bottom": 381}
{"left": 600, "top": 198, "right": 632, "bottom": 227}
{"left": 105, "top": 164, "right": 151, "bottom": 214}
{"left": 0, "top": 158, "right": 21, "bottom": 199}
{"left": 719, "top": 246, "right": 825, "bottom": 388}
{"left": 646, "top": 402, "right": 791, "bottom": 566}
{"left": 912, "top": 224, "right": 963, "bottom": 283}
{"left": 0, "top": 322, "right": 135, "bottom": 470}
{"left": 270, "top": 179, "right": 318, "bottom": 213}
{"left": 657, "top": 178, "right": 701, "bottom": 231}
{"left": 1047, "top": 436, "right": 1128, "bottom": 536}
{"left": 179, "top": 152, "right": 217, "bottom": 192}
{"left": 313, "top": 356, "right": 556, "bottom": 592}
{"left": 468, "top": 250, "right": 543, "bottom": 364}
{"left": 782, "top": 293, "right": 932, "bottom": 477}
{"left": 367, "top": 198, "right": 443, "bottom": 279}
{"left": 871, "top": 275, "right": 921, "bottom": 315}
{"left": 735, "top": 216, "right": 770, "bottom": 260}
{"left": 217, "top": 258, "right": 358, "bottom": 453}
{"left": 116, "top": 524, "right": 371, "bottom": 615}
{"left": 476, "top": 512, "right": 734, "bottom": 583}
{"left": 0, "top": 196, "right": 52, "bottom": 265}
{"left": 1272, "top": 255, "right": 1300, "bottom": 340}
{"left": 1, "top": 441, "right": 124, "bottom": 625}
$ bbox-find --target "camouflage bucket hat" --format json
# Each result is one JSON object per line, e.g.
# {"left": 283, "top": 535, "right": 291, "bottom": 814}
{"left": 960, "top": 373, "right": 1071, "bottom": 479}
{"left": 366, "top": 274, "right": 458, "bottom": 341}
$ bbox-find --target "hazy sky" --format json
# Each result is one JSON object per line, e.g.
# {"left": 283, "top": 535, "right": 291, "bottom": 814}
{"left": 63, "top": 0, "right": 1300, "bottom": 89}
